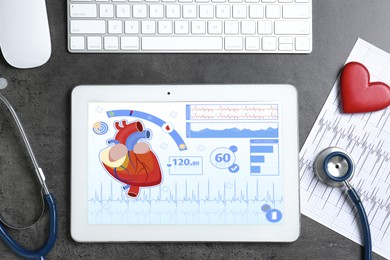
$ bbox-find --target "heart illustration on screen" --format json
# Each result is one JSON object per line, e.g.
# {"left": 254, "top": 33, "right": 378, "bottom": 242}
{"left": 340, "top": 62, "right": 390, "bottom": 113}
{"left": 100, "top": 120, "right": 162, "bottom": 197}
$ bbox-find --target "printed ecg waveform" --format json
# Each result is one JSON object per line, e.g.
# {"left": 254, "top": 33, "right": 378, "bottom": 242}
{"left": 88, "top": 179, "right": 283, "bottom": 224}
{"left": 187, "top": 104, "right": 278, "bottom": 120}
{"left": 299, "top": 39, "right": 390, "bottom": 259}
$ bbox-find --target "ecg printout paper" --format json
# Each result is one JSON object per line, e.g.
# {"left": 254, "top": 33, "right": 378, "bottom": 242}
{"left": 299, "top": 38, "right": 390, "bottom": 259}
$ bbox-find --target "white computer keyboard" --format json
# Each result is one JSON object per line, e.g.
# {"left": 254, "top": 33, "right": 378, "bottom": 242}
{"left": 68, "top": 0, "right": 312, "bottom": 53}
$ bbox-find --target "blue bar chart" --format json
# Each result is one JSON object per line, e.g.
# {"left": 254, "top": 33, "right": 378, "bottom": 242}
{"left": 250, "top": 139, "right": 279, "bottom": 176}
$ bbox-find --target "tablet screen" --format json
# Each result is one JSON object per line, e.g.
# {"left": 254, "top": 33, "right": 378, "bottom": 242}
{"left": 88, "top": 102, "right": 283, "bottom": 225}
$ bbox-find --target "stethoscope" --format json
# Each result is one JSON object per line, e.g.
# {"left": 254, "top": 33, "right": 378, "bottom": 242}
{"left": 0, "top": 78, "right": 57, "bottom": 259}
{"left": 314, "top": 147, "right": 372, "bottom": 260}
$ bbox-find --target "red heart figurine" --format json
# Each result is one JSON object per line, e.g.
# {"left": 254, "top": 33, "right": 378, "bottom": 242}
{"left": 340, "top": 62, "right": 390, "bottom": 113}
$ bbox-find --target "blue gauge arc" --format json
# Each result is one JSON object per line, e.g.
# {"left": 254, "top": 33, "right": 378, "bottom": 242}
{"left": 107, "top": 109, "right": 187, "bottom": 151}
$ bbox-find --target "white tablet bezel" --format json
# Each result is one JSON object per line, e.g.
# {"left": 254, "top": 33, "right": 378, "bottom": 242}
{"left": 71, "top": 84, "right": 300, "bottom": 242}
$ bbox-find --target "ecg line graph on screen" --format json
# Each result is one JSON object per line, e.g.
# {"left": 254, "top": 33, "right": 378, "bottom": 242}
{"left": 99, "top": 120, "right": 162, "bottom": 197}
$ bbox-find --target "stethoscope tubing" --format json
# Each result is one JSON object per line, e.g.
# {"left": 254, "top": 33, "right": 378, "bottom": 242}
{"left": 0, "top": 91, "right": 57, "bottom": 258}
{"left": 0, "top": 193, "right": 57, "bottom": 259}
{"left": 315, "top": 148, "right": 372, "bottom": 260}
{"left": 346, "top": 185, "right": 372, "bottom": 260}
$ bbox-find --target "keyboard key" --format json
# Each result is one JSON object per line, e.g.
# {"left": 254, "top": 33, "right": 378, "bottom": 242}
{"left": 70, "top": 36, "right": 85, "bottom": 50}
{"left": 183, "top": 5, "right": 197, "bottom": 18}
{"left": 158, "top": 21, "right": 173, "bottom": 34}
{"left": 175, "top": 21, "right": 189, "bottom": 34}
{"left": 249, "top": 5, "right": 264, "bottom": 18}
{"left": 295, "top": 36, "right": 310, "bottom": 51}
{"left": 233, "top": 5, "right": 247, "bottom": 18}
{"left": 116, "top": 4, "right": 131, "bottom": 18}
{"left": 150, "top": 5, "right": 164, "bottom": 18}
{"left": 245, "top": 36, "right": 260, "bottom": 50}
{"left": 257, "top": 20, "right": 272, "bottom": 34}
{"left": 70, "top": 4, "right": 97, "bottom": 18}
{"left": 166, "top": 5, "right": 181, "bottom": 18}
{"left": 133, "top": 5, "right": 147, "bottom": 18}
{"left": 125, "top": 21, "right": 139, "bottom": 34}
{"left": 265, "top": 4, "right": 280, "bottom": 18}
{"left": 70, "top": 20, "right": 106, "bottom": 34}
{"left": 283, "top": 5, "right": 309, "bottom": 18}
{"left": 108, "top": 21, "right": 123, "bottom": 34}
{"left": 100, "top": 4, "right": 114, "bottom": 17}
{"left": 279, "top": 36, "right": 294, "bottom": 50}
{"left": 241, "top": 20, "right": 256, "bottom": 34}
{"left": 262, "top": 36, "right": 276, "bottom": 50}
{"left": 142, "top": 37, "right": 223, "bottom": 50}
{"left": 274, "top": 20, "right": 309, "bottom": 34}
{"left": 142, "top": 21, "right": 156, "bottom": 34}
{"left": 104, "top": 36, "right": 119, "bottom": 50}
{"left": 279, "top": 43, "right": 293, "bottom": 51}
{"left": 87, "top": 36, "right": 102, "bottom": 50}
{"left": 208, "top": 21, "right": 222, "bottom": 34}
{"left": 216, "top": 5, "right": 231, "bottom": 18}
{"left": 199, "top": 5, "right": 214, "bottom": 18}
{"left": 278, "top": 36, "right": 293, "bottom": 44}
{"left": 121, "top": 37, "right": 139, "bottom": 50}
{"left": 224, "top": 20, "right": 239, "bottom": 34}
{"left": 192, "top": 21, "right": 206, "bottom": 34}
{"left": 225, "top": 36, "right": 243, "bottom": 50}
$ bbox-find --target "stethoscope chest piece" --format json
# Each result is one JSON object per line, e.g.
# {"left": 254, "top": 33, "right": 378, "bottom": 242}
{"left": 313, "top": 147, "right": 354, "bottom": 187}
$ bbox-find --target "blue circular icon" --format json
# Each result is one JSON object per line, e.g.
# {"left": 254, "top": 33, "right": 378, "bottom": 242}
{"left": 266, "top": 209, "right": 282, "bottom": 223}
{"left": 229, "top": 145, "right": 238, "bottom": 153}
{"left": 261, "top": 204, "right": 271, "bottom": 212}
{"left": 228, "top": 163, "right": 240, "bottom": 173}
{"left": 93, "top": 121, "right": 109, "bottom": 135}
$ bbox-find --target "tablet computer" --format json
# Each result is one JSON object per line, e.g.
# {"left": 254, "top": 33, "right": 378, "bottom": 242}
{"left": 71, "top": 84, "right": 300, "bottom": 242}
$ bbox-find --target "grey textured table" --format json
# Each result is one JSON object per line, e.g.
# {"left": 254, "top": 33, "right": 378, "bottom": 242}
{"left": 0, "top": 0, "right": 389, "bottom": 259}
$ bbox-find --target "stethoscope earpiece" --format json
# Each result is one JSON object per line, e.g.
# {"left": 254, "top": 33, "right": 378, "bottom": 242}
{"left": 0, "top": 78, "right": 8, "bottom": 89}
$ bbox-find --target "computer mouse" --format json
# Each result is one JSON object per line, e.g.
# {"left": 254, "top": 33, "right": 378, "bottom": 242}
{"left": 0, "top": 0, "right": 51, "bottom": 69}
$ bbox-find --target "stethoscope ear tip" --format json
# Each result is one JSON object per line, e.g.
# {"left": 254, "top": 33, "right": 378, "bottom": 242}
{"left": 0, "top": 78, "right": 8, "bottom": 90}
